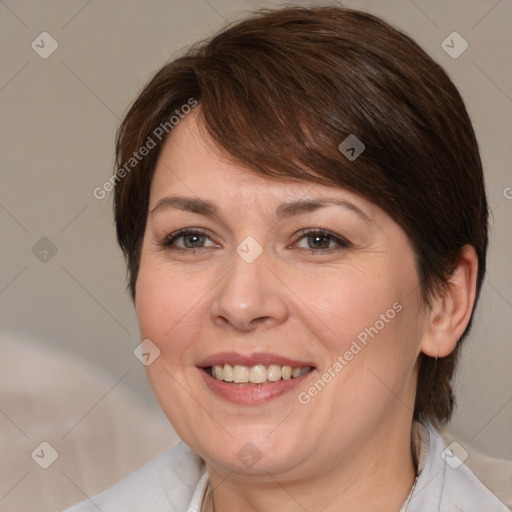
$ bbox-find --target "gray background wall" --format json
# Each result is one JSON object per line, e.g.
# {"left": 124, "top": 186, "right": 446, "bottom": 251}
{"left": 1, "top": 0, "right": 511, "bottom": 509}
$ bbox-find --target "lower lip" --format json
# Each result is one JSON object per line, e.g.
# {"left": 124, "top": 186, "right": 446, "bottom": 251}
{"left": 199, "top": 368, "right": 315, "bottom": 405}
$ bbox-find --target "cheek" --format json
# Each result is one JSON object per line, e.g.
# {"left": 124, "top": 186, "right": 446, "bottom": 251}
{"left": 135, "top": 261, "right": 195, "bottom": 360}
{"left": 135, "top": 255, "right": 224, "bottom": 372}
{"left": 289, "top": 266, "right": 402, "bottom": 354}
{"left": 290, "top": 264, "right": 421, "bottom": 406}
{"left": 135, "top": 267, "right": 168, "bottom": 340}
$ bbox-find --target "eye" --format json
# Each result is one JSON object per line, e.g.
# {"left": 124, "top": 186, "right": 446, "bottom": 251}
{"left": 161, "top": 228, "right": 350, "bottom": 254}
{"left": 294, "top": 229, "right": 350, "bottom": 252}
{"left": 162, "top": 228, "right": 217, "bottom": 251}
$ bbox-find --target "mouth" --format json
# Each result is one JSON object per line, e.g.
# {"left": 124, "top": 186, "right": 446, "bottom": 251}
{"left": 206, "top": 363, "right": 314, "bottom": 384}
{"left": 198, "top": 353, "right": 317, "bottom": 404}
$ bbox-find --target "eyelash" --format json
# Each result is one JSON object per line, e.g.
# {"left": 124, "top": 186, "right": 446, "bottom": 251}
{"left": 161, "top": 228, "right": 351, "bottom": 254}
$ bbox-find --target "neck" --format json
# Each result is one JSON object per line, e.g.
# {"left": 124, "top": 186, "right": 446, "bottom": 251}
{"left": 204, "top": 416, "right": 417, "bottom": 512}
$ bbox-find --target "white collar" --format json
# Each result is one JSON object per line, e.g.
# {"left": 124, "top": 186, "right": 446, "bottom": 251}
{"left": 187, "top": 471, "right": 209, "bottom": 512}
{"left": 63, "top": 421, "right": 509, "bottom": 511}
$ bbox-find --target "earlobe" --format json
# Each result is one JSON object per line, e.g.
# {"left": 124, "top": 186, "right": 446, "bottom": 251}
{"left": 420, "top": 245, "right": 479, "bottom": 358}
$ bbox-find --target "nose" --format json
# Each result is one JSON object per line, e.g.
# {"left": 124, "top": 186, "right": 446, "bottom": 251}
{"left": 209, "top": 249, "right": 289, "bottom": 332}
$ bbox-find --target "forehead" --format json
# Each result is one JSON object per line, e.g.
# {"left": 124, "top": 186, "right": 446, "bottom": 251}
{"left": 151, "top": 109, "right": 292, "bottom": 196}
{"left": 150, "top": 109, "right": 377, "bottom": 218}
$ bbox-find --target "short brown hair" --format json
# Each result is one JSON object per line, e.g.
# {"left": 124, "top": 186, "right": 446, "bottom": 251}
{"left": 114, "top": 6, "right": 488, "bottom": 426}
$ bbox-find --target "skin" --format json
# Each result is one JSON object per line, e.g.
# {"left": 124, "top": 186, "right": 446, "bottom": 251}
{"left": 135, "top": 108, "right": 478, "bottom": 512}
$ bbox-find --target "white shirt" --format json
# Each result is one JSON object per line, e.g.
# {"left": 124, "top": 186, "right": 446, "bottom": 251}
{"left": 63, "top": 422, "right": 510, "bottom": 512}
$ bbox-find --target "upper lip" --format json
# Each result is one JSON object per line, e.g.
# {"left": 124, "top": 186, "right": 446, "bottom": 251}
{"left": 198, "top": 352, "right": 315, "bottom": 369}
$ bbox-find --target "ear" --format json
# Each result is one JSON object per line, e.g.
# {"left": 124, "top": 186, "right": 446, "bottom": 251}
{"left": 420, "top": 245, "right": 479, "bottom": 358}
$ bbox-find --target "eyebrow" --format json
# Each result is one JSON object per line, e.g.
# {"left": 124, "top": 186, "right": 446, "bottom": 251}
{"left": 150, "top": 196, "right": 371, "bottom": 223}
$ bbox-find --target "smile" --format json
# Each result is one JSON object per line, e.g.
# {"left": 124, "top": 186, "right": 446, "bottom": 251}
{"left": 207, "top": 364, "right": 313, "bottom": 384}
{"left": 198, "top": 352, "right": 317, "bottom": 404}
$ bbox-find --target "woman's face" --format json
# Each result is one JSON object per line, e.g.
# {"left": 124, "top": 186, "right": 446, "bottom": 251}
{"left": 136, "top": 109, "right": 428, "bottom": 480}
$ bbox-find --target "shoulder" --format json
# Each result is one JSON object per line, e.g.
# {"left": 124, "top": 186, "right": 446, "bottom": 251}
{"left": 439, "top": 427, "right": 512, "bottom": 510}
{"left": 409, "top": 423, "right": 511, "bottom": 511}
{"left": 62, "top": 441, "right": 206, "bottom": 512}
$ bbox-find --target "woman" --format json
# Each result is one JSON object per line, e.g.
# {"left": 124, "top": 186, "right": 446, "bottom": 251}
{"left": 65, "top": 5, "right": 510, "bottom": 512}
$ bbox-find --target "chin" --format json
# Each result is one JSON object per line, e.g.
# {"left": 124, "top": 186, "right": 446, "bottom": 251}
{"left": 191, "top": 424, "right": 312, "bottom": 477}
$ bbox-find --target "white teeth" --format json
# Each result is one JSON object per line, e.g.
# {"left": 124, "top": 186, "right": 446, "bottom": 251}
{"left": 249, "top": 364, "right": 268, "bottom": 384}
{"left": 233, "top": 364, "right": 249, "bottom": 383}
{"left": 267, "top": 364, "right": 283, "bottom": 382}
{"left": 213, "top": 365, "right": 223, "bottom": 379}
{"left": 223, "top": 364, "right": 234, "bottom": 382}
{"left": 210, "top": 363, "right": 312, "bottom": 384}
